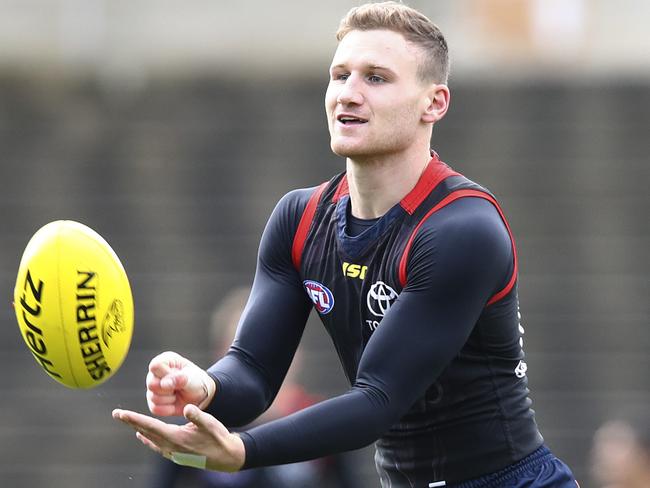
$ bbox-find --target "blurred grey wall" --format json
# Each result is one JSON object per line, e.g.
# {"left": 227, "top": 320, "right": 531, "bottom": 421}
{"left": 0, "top": 1, "right": 648, "bottom": 487}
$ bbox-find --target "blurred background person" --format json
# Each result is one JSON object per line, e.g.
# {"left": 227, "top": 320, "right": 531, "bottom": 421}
{"left": 590, "top": 414, "right": 650, "bottom": 488}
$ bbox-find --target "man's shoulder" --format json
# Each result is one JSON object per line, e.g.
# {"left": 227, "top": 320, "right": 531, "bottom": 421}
{"left": 405, "top": 196, "right": 514, "bottom": 286}
{"left": 267, "top": 184, "right": 332, "bottom": 238}
{"left": 415, "top": 196, "right": 509, "bottom": 246}
{"left": 275, "top": 186, "right": 322, "bottom": 217}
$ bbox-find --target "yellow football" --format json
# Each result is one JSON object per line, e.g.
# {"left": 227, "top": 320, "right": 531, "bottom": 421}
{"left": 14, "top": 220, "right": 134, "bottom": 389}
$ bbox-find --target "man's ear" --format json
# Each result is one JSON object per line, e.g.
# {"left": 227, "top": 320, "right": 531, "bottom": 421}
{"left": 422, "top": 84, "right": 450, "bottom": 124}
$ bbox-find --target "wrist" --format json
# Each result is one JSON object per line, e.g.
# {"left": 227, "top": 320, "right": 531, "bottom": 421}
{"left": 198, "top": 371, "right": 216, "bottom": 410}
{"left": 229, "top": 432, "right": 246, "bottom": 471}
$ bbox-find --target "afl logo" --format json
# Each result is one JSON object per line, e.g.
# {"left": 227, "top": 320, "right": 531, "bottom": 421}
{"left": 367, "top": 281, "right": 398, "bottom": 317}
{"left": 304, "top": 280, "right": 335, "bottom": 314}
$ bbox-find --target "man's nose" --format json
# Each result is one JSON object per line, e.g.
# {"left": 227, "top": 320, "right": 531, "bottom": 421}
{"left": 337, "top": 75, "right": 364, "bottom": 106}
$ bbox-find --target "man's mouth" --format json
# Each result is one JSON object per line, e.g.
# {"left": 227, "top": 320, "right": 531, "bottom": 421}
{"left": 337, "top": 114, "right": 368, "bottom": 125}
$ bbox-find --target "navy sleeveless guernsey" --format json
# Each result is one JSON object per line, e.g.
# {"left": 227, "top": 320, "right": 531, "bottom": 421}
{"left": 290, "top": 154, "right": 543, "bottom": 484}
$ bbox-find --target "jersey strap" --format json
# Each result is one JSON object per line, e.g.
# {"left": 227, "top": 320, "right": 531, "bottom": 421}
{"left": 330, "top": 153, "right": 460, "bottom": 210}
{"left": 398, "top": 189, "right": 518, "bottom": 307}
{"left": 332, "top": 176, "right": 349, "bottom": 203}
{"left": 400, "top": 157, "right": 460, "bottom": 214}
{"left": 291, "top": 182, "right": 328, "bottom": 270}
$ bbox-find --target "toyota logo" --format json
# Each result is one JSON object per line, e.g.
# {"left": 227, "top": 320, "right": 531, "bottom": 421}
{"left": 367, "top": 281, "right": 398, "bottom": 317}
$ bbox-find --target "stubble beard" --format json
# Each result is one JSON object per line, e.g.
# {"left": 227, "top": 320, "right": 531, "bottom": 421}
{"left": 330, "top": 129, "right": 417, "bottom": 165}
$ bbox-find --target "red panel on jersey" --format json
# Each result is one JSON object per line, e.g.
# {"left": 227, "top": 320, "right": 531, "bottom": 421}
{"left": 332, "top": 176, "right": 349, "bottom": 203}
{"left": 291, "top": 182, "right": 328, "bottom": 270}
{"left": 400, "top": 155, "right": 460, "bottom": 214}
{"left": 398, "top": 189, "right": 518, "bottom": 307}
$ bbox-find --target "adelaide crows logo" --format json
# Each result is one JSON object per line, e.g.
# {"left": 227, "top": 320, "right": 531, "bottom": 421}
{"left": 304, "top": 280, "right": 335, "bottom": 314}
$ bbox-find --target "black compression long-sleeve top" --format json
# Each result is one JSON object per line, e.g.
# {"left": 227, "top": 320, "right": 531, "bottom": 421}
{"left": 205, "top": 166, "right": 542, "bottom": 484}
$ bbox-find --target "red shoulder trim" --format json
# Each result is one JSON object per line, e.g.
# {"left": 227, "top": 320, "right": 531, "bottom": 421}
{"left": 332, "top": 176, "right": 349, "bottom": 203}
{"left": 398, "top": 189, "right": 518, "bottom": 307}
{"left": 291, "top": 182, "right": 328, "bottom": 270}
{"left": 330, "top": 156, "right": 458, "bottom": 211}
{"left": 400, "top": 156, "right": 460, "bottom": 215}
{"left": 332, "top": 175, "right": 350, "bottom": 203}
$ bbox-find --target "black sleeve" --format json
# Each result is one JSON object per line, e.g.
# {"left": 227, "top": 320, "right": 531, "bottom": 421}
{"left": 238, "top": 197, "right": 514, "bottom": 467}
{"left": 204, "top": 189, "right": 314, "bottom": 426}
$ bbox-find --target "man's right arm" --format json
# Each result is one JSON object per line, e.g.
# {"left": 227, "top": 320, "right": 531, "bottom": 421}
{"left": 204, "top": 188, "right": 314, "bottom": 427}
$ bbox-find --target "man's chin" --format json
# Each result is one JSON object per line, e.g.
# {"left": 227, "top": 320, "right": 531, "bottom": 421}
{"left": 330, "top": 141, "right": 370, "bottom": 159}
{"left": 331, "top": 143, "right": 399, "bottom": 163}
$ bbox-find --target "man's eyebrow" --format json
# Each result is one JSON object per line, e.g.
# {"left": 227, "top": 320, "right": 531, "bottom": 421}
{"left": 329, "top": 63, "right": 397, "bottom": 75}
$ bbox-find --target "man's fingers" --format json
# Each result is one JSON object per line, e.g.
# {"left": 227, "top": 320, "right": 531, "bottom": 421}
{"left": 149, "top": 403, "right": 181, "bottom": 417}
{"left": 148, "top": 357, "right": 173, "bottom": 379}
{"left": 135, "top": 427, "right": 167, "bottom": 451}
{"left": 134, "top": 426, "right": 180, "bottom": 462}
{"left": 147, "top": 390, "right": 177, "bottom": 406}
{"left": 148, "top": 351, "right": 189, "bottom": 384}
{"left": 160, "top": 371, "right": 189, "bottom": 391}
{"left": 184, "top": 404, "right": 222, "bottom": 434}
{"left": 136, "top": 431, "right": 166, "bottom": 457}
{"left": 149, "top": 351, "right": 188, "bottom": 373}
{"left": 146, "top": 390, "right": 181, "bottom": 416}
{"left": 148, "top": 370, "right": 189, "bottom": 395}
{"left": 147, "top": 367, "right": 178, "bottom": 396}
{"left": 113, "top": 408, "right": 173, "bottom": 437}
{"left": 113, "top": 409, "right": 182, "bottom": 453}
{"left": 146, "top": 371, "right": 164, "bottom": 393}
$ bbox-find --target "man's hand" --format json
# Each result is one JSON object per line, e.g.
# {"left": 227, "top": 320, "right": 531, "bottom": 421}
{"left": 146, "top": 351, "right": 216, "bottom": 416}
{"left": 112, "top": 404, "right": 245, "bottom": 472}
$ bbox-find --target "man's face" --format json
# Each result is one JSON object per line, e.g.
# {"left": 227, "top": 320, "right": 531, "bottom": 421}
{"left": 325, "top": 29, "right": 433, "bottom": 160}
{"left": 591, "top": 421, "right": 650, "bottom": 487}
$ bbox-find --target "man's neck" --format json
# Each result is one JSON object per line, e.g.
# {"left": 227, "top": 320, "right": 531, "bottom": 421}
{"left": 346, "top": 147, "right": 433, "bottom": 219}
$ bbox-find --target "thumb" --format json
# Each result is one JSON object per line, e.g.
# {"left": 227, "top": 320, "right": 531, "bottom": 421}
{"left": 183, "top": 404, "right": 215, "bottom": 430}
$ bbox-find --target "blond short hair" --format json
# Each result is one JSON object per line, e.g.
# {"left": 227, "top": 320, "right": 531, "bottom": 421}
{"left": 336, "top": 1, "right": 449, "bottom": 84}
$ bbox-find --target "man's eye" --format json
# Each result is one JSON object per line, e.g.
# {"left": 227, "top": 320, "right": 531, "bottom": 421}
{"left": 330, "top": 72, "right": 349, "bottom": 81}
{"left": 368, "top": 75, "right": 385, "bottom": 83}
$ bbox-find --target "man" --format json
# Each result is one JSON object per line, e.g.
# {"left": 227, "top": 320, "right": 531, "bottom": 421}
{"left": 591, "top": 416, "right": 650, "bottom": 488}
{"left": 113, "top": 3, "right": 578, "bottom": 487}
